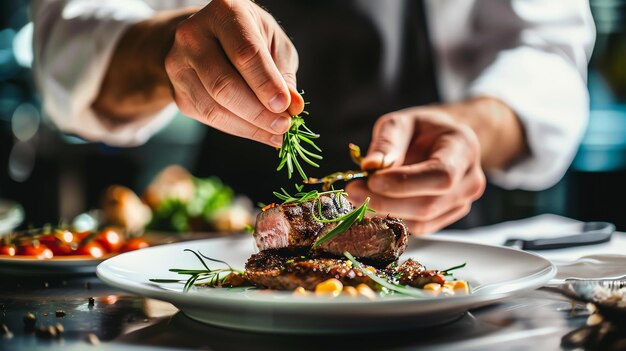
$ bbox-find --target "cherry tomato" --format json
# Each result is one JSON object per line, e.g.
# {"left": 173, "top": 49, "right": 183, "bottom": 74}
{"left": 76, "top": 242, "right": 106, "bottom": 258}
{"left": 38, "top": 234, "right": 73, "bottom": 256}
{"left": 96, "top": 228, "right": 125, "bottom": 252}
{"left": 121, "top": 238, "right": 149, "bottom": 252}
{"left": 72, "top": 231, "right": 91, "bottom": 243}
{"left": 0, "top": 245, "right": 16, "bottom": 256}
{"left": 17, "top": 243, "right": 54, "bottom": 259}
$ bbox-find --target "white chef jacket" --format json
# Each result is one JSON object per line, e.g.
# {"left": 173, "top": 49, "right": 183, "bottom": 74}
{"left": 30, "top": 0, "right": 596, "bottom": 191}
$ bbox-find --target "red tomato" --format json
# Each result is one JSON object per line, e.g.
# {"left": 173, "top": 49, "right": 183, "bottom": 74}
{"left": 38, "top": 234, "right": 73, "bottom": 256}
{"left": 121, "top": 238, "right": 149, "bottom": 252}
{"left": 0, "top": 245, "right": 16, "bottom": 256}
{"left": 96, "top": 228, "right": 124, "bottom": 253}
{"left": 76, "top": 242, "right": 106, "bottom": 258}
{"left": 17, "top": 243, "right": 54, "bottom": 259}
{"left": 72, "top": 231, "right": 91, "bottom": 243}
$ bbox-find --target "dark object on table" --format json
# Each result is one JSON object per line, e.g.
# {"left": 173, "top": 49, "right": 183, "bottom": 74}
{"left": 504, "top": 222, "right": 615, "bottom": 250}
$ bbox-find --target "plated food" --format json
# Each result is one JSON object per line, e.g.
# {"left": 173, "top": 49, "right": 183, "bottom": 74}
{"left": 102, "top": 165, "right": 253, "bottom": 234}
{"left": 152, "top": 192, "right": 469, "bottom": 299}
{"left": 0, "top": 226, "right": 148, "bottom": 259}
{"left": 150, "top": 105, "right": 468, "bottom": 298}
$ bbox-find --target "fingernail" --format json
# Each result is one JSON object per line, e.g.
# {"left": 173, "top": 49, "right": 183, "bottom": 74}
{"left": 270, "top": 116, "right": 291, "bottom": 133}
{"left": 270, "top": 134, "right": 284, "bottom": 147}
{"left": 269, "top": 93, "right": 288, "bottom": 112}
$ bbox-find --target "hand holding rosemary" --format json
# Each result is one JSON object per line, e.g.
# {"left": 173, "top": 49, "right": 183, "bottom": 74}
{"left": 149, "top": 99, "right": 469, "bottom": 298}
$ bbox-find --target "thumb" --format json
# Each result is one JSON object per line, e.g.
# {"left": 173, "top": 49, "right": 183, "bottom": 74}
{"left": 361, "top": 114, "right": 413, "bottom": 170}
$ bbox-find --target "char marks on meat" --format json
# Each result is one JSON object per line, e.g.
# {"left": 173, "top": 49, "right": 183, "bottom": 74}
{"left": 312, "top": 216, "right": 409, "bottom": 266}
{"left": 244, "top": 250, "right": 374, "bottom": 291}
{"left": 253, "top": 193, "right": 353, "bottom": 251}
{"left": 388, "top": 259, "right": 445, "bottom": 288}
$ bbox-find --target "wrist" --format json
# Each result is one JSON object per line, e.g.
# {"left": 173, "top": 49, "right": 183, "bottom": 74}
{"left": 93, "top": 7, "right": 198, "bottom": 121}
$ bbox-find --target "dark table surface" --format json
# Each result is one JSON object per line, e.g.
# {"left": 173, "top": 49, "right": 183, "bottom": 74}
{"left": 0, "top": 274, "right": 624, "bottom": 351}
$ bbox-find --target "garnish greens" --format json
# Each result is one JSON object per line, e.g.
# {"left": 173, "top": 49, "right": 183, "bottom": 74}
{"left": 272, "top": 187, "right": 374, "bottom": 249}
{"left": 277, "top": 105, "right": 322, "bottom": 180}
{"left": 149, "top": 249, "right": 243, "bottom": 292}
{"left": 442, "top": 263, "right": 467, "bottom": 276}
{"left": 148, "top": 177, "right": 234, "bottom": 233}
{"left": 344, "top": 252, "right": 425, "bottom": 298}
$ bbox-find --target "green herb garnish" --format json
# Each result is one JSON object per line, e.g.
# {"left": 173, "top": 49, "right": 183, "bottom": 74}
{"left": 149, "top": 249, "right": 244, "bottom": 292}
{"left": 441, "top": 263, "right": 467, "bottom": 276}
{"left": 312, "top": 198, "right": 371, "bottom": 249}
{"left": 344, "top": 252, "right": 426, "bottom": 298}
{"left": 277, "top": 112, "right": 323, "bottom": 181}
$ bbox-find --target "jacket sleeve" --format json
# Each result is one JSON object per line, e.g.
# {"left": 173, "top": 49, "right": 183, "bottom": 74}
{"left": 31, "top": 0, "right": 178, "bottom": 146}
{"left": 427, "top": 0, "right": 595, "bottom": 190}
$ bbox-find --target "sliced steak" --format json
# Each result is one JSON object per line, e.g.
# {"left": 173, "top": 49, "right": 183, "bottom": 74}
{"left": 389, "top": 259, "right": 445, "bottom": 288}
{"left": 253, "top": 193, "right": 353, "bottom": 251}
{"left": 244, "top": 250, "right": 375, "bottom": 291}
{"left": 312, "top": 216, "right": 409, "bottom": 266}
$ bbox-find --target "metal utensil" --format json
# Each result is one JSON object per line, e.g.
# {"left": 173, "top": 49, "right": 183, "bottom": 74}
{"left": 545, "top": 278, "right": 626, "bottom": 325}
{"left": 503, "top": 221, "right": 615, "bottom": 250}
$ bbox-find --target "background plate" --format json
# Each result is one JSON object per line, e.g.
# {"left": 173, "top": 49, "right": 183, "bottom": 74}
{"left": 97, "top": 235, "right": 556, "bottom": 333}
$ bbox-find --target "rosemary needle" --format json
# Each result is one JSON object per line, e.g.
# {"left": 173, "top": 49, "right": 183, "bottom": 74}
{"left": 277, "top": 114, "right": 322, "bottom": 181}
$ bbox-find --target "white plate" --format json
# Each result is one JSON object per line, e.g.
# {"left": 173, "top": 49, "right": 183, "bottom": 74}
{"left": 97, "top": 235, "right": 556, "bottom": 333}
{"left": 0, "top": 255, "right": 110, "bottom": 276}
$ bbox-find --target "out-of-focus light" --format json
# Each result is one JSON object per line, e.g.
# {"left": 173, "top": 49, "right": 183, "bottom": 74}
{"left": 102, "top": 295, "right": 119, "bottom": 305}
{"left": 8, "top": 140, "right": 35, "bottom": 182}
{"left": 11, "top": 102, "right": 40, "bottom": 141}
{"left": 13, "top": 22, "right": 33, "bottom": 68}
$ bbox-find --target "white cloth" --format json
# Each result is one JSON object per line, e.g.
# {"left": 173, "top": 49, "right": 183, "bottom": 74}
{"left": 437, "top": 214, "right": 626, "bottom": 280}
{"left": 30, "top": 0, "right": 595, "bottom": 190}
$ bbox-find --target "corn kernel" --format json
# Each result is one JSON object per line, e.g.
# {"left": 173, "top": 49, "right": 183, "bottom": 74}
{"left": 342, "top": 286, "right": 359, "bottom": 297}
{"left": 293, "top": 286, "right": 309, "bottom": 296}
{"left": 356, "top": 284, "right": 377, "bottom": 300}
{"left": 423, "top": 283, "right": 442, "bottom": 296}
{"left": 345, "top": 260, "right": 352, "bottom": 268}
{"left": 315, "top": 278, "right": 343, "bottom": 297}
{"left": 453, "top": 281, "right": 469, "bottom": 295}
{"left": 365, "top": 267, "right": 377, "bottom": 274}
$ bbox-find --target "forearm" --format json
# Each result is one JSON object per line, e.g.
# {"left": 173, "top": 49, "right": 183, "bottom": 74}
{"left": 92, "top": 8, "right": 198, "bottom": 123}
{"left": 441, "top": 97, "right": 528, "bottom": 171}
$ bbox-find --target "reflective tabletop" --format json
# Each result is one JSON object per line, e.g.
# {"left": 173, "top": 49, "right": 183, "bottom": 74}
{"left": 1, "top": 274, "right": 624, "bottom": 351}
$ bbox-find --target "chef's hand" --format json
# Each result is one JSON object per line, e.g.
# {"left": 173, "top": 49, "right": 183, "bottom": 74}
{"left": 345, "top": 107, "right": 486, "bottom": 235}
{"left": 165, "top": 0, "right": 304, "bottom": 147}
{"left": 94, "top": 1, "right": 303, "bottom": 147}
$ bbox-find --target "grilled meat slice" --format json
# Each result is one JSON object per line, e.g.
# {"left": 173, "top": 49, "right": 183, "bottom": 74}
{"left": 253, "top": 193, "right": 353, "bottom": 251}
{"left": 244, "top": 250, "right": 374, "bottom": 291}
{"left": 312, "top": 216, "right": 409, "bottom": 266}
{"left": 389, "top": 259, "right": 445, "bottom": 288}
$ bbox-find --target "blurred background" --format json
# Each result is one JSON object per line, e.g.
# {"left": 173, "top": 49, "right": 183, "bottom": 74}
{"left": 0, "top": 0, "right": 625, "bottom": 230}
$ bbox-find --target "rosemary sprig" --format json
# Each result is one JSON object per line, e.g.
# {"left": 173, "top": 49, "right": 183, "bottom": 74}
{"left": 311, "top": 197, "right": 371, "bottom": 249}
{"left": 272, "top": 187, "right": 344, "bottom": 205}
{"left": 344, "top": 252, "right": 426, "bottom": 298}
{"left": 277, "top": 113, "right": 323, "bottom": 180}
{"left": 441, "top": 263, "right": 467, "bottom": 276}
{"left": 149, "top": 249, "right": 243, "bottom": 292}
